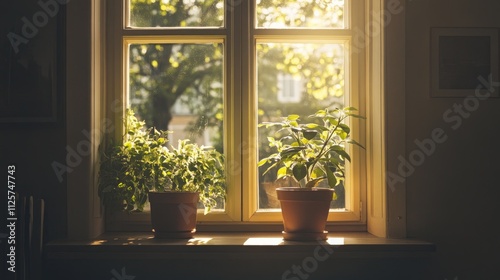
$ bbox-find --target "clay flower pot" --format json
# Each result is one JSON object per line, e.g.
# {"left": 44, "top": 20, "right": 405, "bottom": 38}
{"left": 276, "top": 187, "right": 334, "bottom": 241}
{"left": 149, "top": 191, "right": 199, "bottom": 239}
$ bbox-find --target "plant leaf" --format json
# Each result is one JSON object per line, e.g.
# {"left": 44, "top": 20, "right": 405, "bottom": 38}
{"left": 304, "top": 123, "right": 319, "bottom": 129}
{"left": 262, "top": 161, "right": 280, "bottom": 176}
{"left": 280, "top": 146, "right": 306, "bottom": 159}
{"left": 325, "top": 165, "right": 338, "bottom": 188}
{"left": 277, "top": 166, "right": 288, "bottom": 179}
{"left": 303, "top": 130, "right": 318, "bottom": 140}
{"left": 346, "top": 113, "right": 366, "bottom": 119}
{"left": 310, "top": 166, "right": 325, "bottom": 179}
{"left": 292, "top": 163, "right": 307, "bottom": 181}
{"left": 329, "top": 145, "right": 344, "bottom": 152}
{"left": 338, "top": 123, "right": 350, "bottom": 134}
{"left": 315, "top": 109, "right": 326, "bottom": 117}
{"left": 257, "top": 158, "right": 268, "bottom": 167}
{"left": 326, "top": 117, "right": 339, "bottom": 126}
{"left": 337, "top": 131, "right": 348, "bottom": 140}
{"left": 335, "top": 149, "right": 351, "bottom": 162}
{"left": 305, "top": 178, "right": 323, "bottom": 189}
{"left": 346, "top": 139, "right": 365, "bottom": 149}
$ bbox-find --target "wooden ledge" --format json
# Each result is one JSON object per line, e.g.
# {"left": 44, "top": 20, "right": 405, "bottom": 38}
{"left": 45, "top": 232, "right": 435, "bottom": 259}
{"left": 44, "top": 232, "right": 436, "bottom": 280}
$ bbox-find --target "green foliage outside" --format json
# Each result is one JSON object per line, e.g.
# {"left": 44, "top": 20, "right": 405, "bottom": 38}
{"left": 128, "top": 0, "right": 346, "bottom": 151}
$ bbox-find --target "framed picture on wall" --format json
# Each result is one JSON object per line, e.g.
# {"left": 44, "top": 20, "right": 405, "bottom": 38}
{"left": 430, "top": 27, "right": 499, "bottom": 98}
{"left": 0, "top": 1, "right": 64, "bottom": 123}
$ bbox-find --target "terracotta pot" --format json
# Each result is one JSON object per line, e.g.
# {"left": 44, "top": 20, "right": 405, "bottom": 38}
{"left": 148, "top": 191, "right": 199, "bottom": 239}
{"left": 276, "top": 187, "right": 334, "bottom": 241}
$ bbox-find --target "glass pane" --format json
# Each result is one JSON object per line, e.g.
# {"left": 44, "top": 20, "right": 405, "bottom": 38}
{"left": 257, "top": 42, "right": 346, "bottom": 210}
{"left": 128, "top": 43, "right": 225, "bottom": 210}
{"left": 129, "top": 0, "right": 224, "bottom": 28}
{"left": 256, "top": 0, "right": 345, "bottom": 29}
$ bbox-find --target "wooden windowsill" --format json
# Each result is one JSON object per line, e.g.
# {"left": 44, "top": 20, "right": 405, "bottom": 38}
{"left": 45, "top": 231, "right": 435, "bottom": 259}
{"left": 44, "top": 232, "right": 436, "bottom": 279}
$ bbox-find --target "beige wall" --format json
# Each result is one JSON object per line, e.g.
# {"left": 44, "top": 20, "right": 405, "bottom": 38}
{"left": 404, "top": 0, "right": 500, "bottom": 278}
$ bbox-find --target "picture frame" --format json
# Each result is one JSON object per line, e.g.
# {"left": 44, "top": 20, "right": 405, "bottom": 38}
{"left": 0, "top": 2, "right": 65, "bottom": 123}
{"left": 430, "top": 27, "right": 499, "bottom": 98}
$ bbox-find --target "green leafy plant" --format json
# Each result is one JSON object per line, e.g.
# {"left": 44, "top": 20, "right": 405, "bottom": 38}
{"left": 98, "top": 109, "right": 226, "bottom": 214}
{"left": 98, "top": 109, "right": 171, "bottom": 212}
{"left": 258, "top": 107, "right": 365, "bottom": 189}
{"left": 167, "top": 139, "right": 226, "bottom": 214}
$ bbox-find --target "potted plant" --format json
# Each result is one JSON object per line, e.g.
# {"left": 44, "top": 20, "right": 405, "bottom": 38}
{"left": 258, "top": 107, "right": 365, "bottom": 241}
{"left": 98, "top": 109, "right": 171, "bottom": 213}
{"left": 149, "top": 138, "right": 226, "bottom": 238}
{"left": 98, "top": 109, "right": 226, "bottom": 238}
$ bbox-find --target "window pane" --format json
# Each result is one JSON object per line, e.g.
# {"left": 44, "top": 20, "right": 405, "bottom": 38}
{"left": 128, "top": 0, "right": 224, "bottom": 28}
{"left": 256, "top": 0, "right": 345, "bottom": 29}
{"left": 128, "top": 43, "right": 225, "bottom": 209}
{"left": 257, "top": 42, "right": 346, "bottom": 209}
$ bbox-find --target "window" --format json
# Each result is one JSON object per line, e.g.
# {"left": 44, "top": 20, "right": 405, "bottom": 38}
{"left": 106, "top": 0, "right": 369, "bottom": 226}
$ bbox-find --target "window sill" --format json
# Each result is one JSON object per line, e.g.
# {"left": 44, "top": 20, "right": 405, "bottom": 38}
{"left": 45, "top": 231, "right": 435, "bottom": 258}
{"left": 45, "top": 232, "right": 435, "bottom": 279}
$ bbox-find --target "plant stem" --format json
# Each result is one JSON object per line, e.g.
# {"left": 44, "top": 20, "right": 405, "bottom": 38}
{"left": 307, "top": 114, "right": 346, "bottom": 187}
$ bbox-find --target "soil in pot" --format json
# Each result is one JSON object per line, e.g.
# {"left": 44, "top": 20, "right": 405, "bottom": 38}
{"left": 148, "top": 191, "right": 199, "bottom": 239}
{"left": 276, "top": 187, "right": 334, "bottom": 241}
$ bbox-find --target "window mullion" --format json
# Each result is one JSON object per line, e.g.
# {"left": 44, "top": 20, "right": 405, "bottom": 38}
{"left": 215, "top": 0, "right": 243, "bottom": 222}
{"left": 242, "top": 0, "right": 259, "bottom": 221}
{"left": 253, "top": 29, "right": 354, "bottom": 38}
{"left": 122, "top": 28, "right": 228, "bottom": 37}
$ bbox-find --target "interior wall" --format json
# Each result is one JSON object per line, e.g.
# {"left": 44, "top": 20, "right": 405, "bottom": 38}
{"left": 404, "top": 0, "right": 500, "bottom": 278}
{"left": 0, "top": 0, "right": 67, "bottom": 244}
{"left": 3, "top": 0, "right": 500, "bottom": 278}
